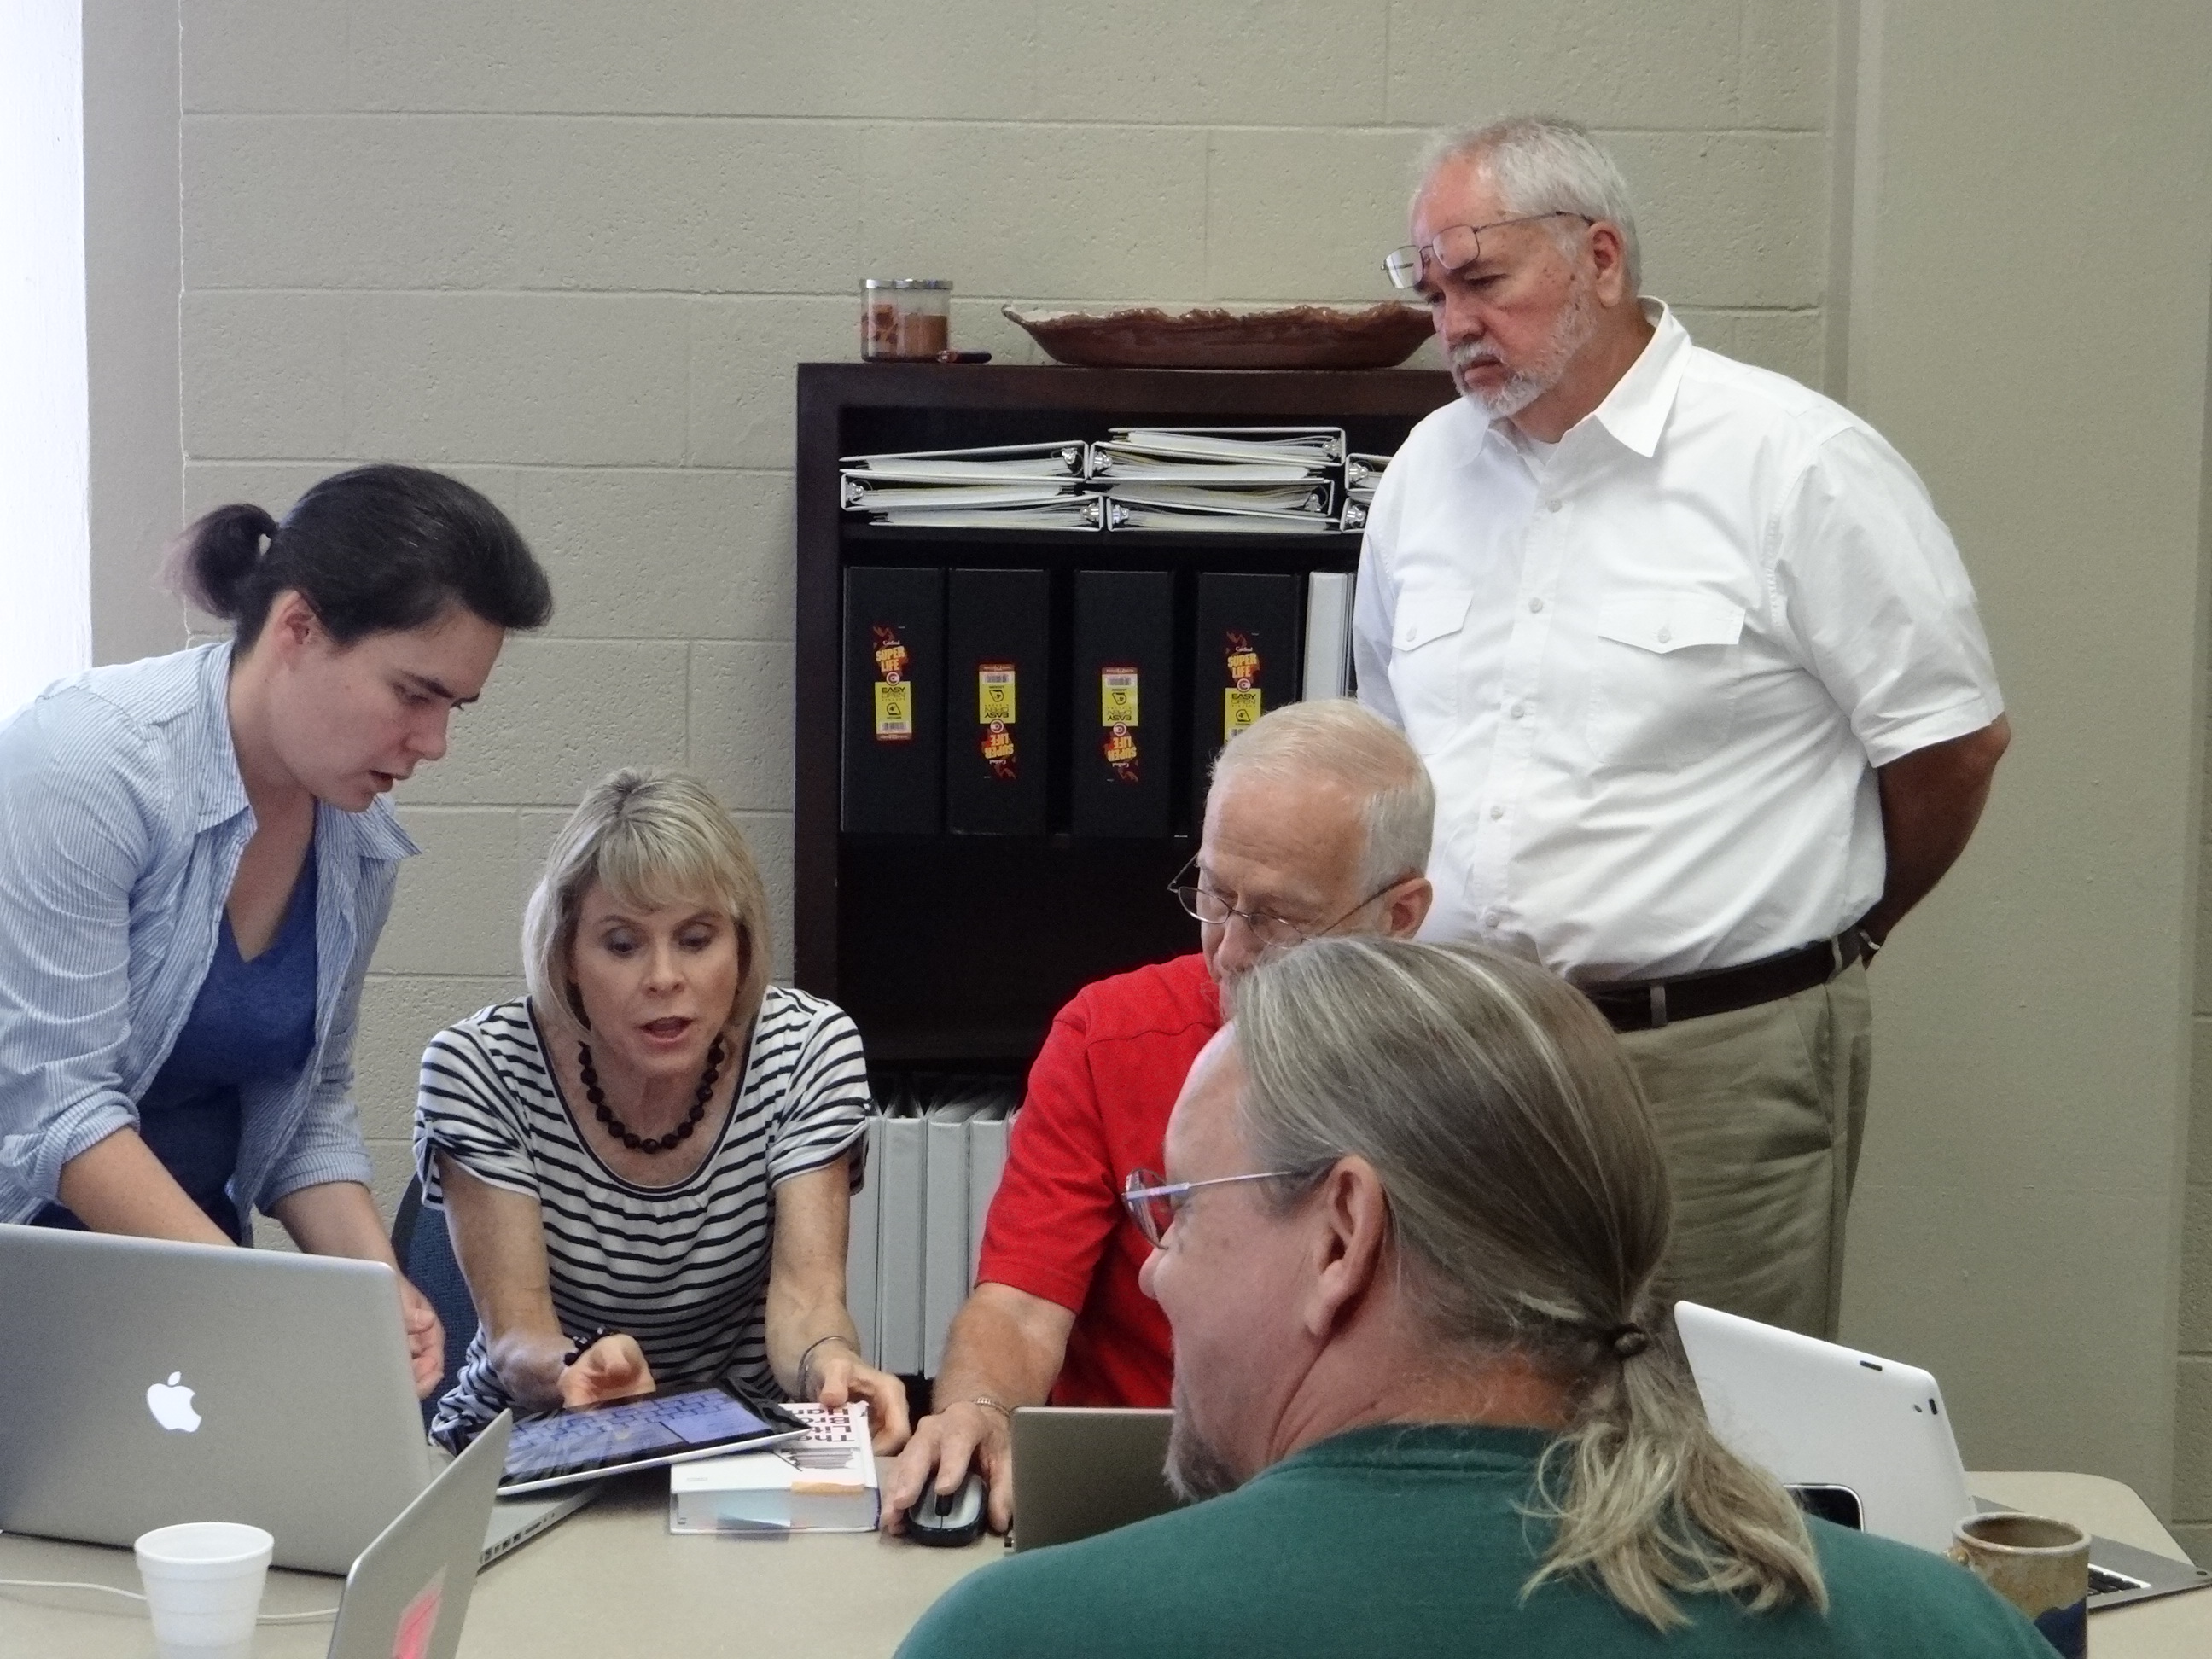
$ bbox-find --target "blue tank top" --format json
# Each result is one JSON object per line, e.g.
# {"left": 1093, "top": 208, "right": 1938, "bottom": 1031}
{"left": 36, "top": 844, "right": 319, "bottom": 1243}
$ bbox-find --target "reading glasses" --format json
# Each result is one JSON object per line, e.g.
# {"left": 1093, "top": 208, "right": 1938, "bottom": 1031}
{"left": 1121, "top": 1167, "right": 1320, "bottom": 1249}
{"left": 1383, "top": 211, "right": 1594, "bottom": 290}
{"left": 1167, "top": 855, "right": 1411, "bottom": 950}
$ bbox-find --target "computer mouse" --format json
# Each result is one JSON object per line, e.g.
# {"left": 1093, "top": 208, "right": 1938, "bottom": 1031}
{"left": 904, "top": 1470, "right": 987, "bottom": 1547}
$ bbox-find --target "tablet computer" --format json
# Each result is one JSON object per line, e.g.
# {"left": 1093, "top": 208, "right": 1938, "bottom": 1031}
{"left": 498, "top": 1382, "right": 807, "bottom": 1495}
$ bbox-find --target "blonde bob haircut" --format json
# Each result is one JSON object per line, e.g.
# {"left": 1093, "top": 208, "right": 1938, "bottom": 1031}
{"left": 523, "top": 769, "right": 773, "bottom": 1041}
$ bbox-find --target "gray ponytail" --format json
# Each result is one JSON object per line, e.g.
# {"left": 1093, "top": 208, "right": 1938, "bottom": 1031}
{"left": 1231, "top": 938, "right": 1825, "bottom": 1630}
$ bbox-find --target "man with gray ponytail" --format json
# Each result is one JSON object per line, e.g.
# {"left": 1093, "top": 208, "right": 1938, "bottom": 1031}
{"left": 899, "top": 939, "right": 2052, "bottom": 1658}
{"left": 1357, "top": 115, "right": 2010, "bottom": 1339}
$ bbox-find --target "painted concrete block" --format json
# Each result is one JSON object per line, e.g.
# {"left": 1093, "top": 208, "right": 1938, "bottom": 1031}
{"left": 2192, "top": 1020, "right": 2212, "bottom": 1171}
{"left": 514, "top": 467, "right": 795, "bottom": 643}
{"left": 395, "top": 637, "right": 690, "bottom": 807}
{"left": 2182, "top": 1182, "right": 2212, "bottom": 1353}
{"left": 346, "top": 0, "right": 1039, "bottom": 120}
{"left": 2177, "top": 1356, "right": 2212, "bottom": 1516}
{"left": 504, "top": 119, "right": 864, "bottom": 296}
{"left": 1038, "top": 6, "right": 1387, "bottom": 126}
{"left": 854, "top": 123, "right": 1209, "bottom": 302}
{"left": 346, "top": 293, "right": 690, "bottom": 467}
{"left": 182, "top": 291, "right": 352, "bottom": 460}
{"left": 1739, "top": 0, "right": 1837, "bottom": 131}
{"left": 1608, "top": 130, "right": 1826, "bottom": 310}
{"left": 1386, "top": 0, "right": 1743, "bottom": 130}
{"left": 1731, "top": 307, "right": 1825, "bottom": 387}
{"left": 734, "top": 809, "right": 796, "bottom": 981}
{"left": 184, "top": 115, "right": 516, "bottom": 290}
{"left": 353, "top": 972, "right": 517, "bottom": 1142}
{"left": 1205, "top": 127, "right": 1435, "bottom": 303}
{"left": 687, "top": 297, "right": 857, "bottom": 469}
{"left": 687, "top": 640, "right": 795, "bottom": 814}
{"left": 1674, "top": 306, "right": 1739, "bottom": 360}
{"left": 182, "top": 0, "right": 348, "bottom": 114}
{"left": 377, "top": 807, "right": 524, "bottom": 976}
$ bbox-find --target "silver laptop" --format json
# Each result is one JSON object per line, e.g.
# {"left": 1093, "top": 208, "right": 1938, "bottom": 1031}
{"left": 329, "top": 1412, "right": 509, "bottom": 1659}
{"left": 0, "top": 1224, "right": 588, "bottom": 1574}
{"left": 1676, "top": 1299, "right": 2211, "bottom": 1611}
{"left": 1010, "top": 1406, "right": 1182, "bottom": 1552}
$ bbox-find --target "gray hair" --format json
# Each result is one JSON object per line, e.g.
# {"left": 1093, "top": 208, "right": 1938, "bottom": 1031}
{"left": 1208, "top": 699, "right": 1434, "bottom": 894}
{"left": 1415, "top": 115, "right": 1642, "bottom": 292}
{"left": 522, "top": 769, "right": 773, "bottom": 1041}
{"left": 1230, "top": 937, "right": 1824, "bottom": 1630}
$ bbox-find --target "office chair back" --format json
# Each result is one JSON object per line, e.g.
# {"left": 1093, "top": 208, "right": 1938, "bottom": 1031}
{"left": 389, "top": 1175, "right": 479, "bottom": 1429}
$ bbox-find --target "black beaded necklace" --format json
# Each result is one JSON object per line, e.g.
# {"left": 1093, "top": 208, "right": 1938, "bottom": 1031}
{"left": 578, "top": 1037, "right": 725, "bottom": 1155}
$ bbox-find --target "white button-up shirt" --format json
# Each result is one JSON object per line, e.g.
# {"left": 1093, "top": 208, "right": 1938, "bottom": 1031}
{"left": 1354, "top": 302, "right": 2002, "bottom": 983}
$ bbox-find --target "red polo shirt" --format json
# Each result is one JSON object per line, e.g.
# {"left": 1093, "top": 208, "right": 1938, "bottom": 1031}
{"left": 975, "top": 952, "right": 1221, "bottom": 1407}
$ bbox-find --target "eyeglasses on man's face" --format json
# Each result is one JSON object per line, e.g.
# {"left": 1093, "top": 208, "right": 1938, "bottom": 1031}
{"left": 1383, "top": 211, "right": 1594, "bottom": 291}
{"left": 1120, "top": 1166, "right": 1314, "bottom": 1249}
{"left": 1166, "top": 856, "right": 1408, "bottom": 952}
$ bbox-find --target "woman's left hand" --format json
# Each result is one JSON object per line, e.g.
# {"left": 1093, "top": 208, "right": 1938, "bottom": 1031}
{"left": 397, "top": 1276, "right": 447, "bottom": 1400}
{"left": 812, "top": 1347, "right": 912, "bottom": 1453}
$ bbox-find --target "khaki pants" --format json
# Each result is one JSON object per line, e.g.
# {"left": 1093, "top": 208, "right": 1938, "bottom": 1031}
{"left": 1614, "top": 961, "right": 1871, "bottom": 1340}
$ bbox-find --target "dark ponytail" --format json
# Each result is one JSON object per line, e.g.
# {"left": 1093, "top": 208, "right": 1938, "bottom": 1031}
{"left": 170, "top": 503, "right": 282, "bottom": 620}
{"left": 165, "top": 464, "right": 552, "bottom": 649}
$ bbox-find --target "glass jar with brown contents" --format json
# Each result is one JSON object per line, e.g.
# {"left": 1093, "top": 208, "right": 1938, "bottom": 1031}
{"left": 861, "top": 278, "right": 952, "bottom": 360}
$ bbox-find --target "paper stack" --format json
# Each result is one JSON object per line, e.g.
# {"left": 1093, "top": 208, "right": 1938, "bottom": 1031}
{"left": 845, "top": 1078, "right": 1020, "bottom": 1377}
{"left": 840, "top": 442, "right": 1102, "bottom": 530}
{"left": 668, "top": 1401, "right": 878, "bottom": 1534}
{"left": 1092, "top": 427, "right": 1344, "bottom": 533}
{"left": 1341, "top": 451, "right": 1392, "bottom": 532}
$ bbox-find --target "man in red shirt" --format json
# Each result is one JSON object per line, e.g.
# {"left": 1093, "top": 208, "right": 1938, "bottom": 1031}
{"left": 887, "top": 699, "right": 1435, "bottom": 1534}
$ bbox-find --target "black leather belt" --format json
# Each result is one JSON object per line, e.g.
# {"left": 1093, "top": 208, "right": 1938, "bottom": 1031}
{"left": 1585, "top": 931, "right": 1869, "bottom": 1033}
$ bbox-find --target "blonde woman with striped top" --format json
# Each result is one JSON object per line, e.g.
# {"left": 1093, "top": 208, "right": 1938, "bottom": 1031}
{"left": 413, "top": 769, "right": 908, "bottom": 1452}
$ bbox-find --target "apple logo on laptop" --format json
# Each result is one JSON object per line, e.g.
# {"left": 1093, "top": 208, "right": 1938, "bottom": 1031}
{"left": 146, "top": 1371, "right": 201, "bottom": 1433}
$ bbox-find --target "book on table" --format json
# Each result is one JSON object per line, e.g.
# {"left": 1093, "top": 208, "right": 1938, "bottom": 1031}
{"left": 668, "top": 1401, "right": 880, "bottom": 1534}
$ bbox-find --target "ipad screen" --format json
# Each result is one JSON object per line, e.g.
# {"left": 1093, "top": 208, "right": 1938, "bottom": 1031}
{"left": 500, "top": 1383, "right": 799, "bottom": 1488}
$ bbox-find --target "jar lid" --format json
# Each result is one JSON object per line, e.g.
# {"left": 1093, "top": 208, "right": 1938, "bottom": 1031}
{"left": 864, "top": 278, "right": 952, "bottom": 290}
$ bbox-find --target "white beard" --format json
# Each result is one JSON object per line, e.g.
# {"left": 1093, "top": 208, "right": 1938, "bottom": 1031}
{"left": 1451, "top": 274, "right": 1601, "bottom": 421}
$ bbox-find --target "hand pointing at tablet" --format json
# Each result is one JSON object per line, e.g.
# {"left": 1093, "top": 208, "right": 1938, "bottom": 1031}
{"left": 559, "top": 1335, "right": 655, "bottom": 1409}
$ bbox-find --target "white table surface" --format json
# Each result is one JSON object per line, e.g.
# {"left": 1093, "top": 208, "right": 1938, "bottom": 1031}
{"left": 3, "top": 1465, "right": 2203, "bottom": 1656}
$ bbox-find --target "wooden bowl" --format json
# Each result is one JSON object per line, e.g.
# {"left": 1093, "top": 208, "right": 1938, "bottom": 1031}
{"left": 1003, "top": 302, "right": 1435, "bottom": 370}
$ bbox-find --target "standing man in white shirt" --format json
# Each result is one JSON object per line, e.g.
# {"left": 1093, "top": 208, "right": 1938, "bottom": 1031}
{"left": 1353, "top": 116, "right": 2010, "bottom": 1339}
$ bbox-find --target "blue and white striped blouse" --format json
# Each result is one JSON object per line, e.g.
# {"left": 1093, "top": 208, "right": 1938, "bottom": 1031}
{"left": 0, "top": 643, "right": 417, "bottom": 1223}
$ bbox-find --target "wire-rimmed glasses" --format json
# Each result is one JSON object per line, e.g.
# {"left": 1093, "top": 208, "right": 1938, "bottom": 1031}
{"left": 1166, "top": 855, "right": 1411, "bottom": 950}
{"left": 1382, "top": 211, "right": 1593, "bottom": 289}
{"left": 1120, "top": 1167, "right": 1313, "bottom": 1249}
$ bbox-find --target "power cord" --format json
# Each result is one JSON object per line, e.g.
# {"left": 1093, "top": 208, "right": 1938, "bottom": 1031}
{"left": 0, "top": 1578, "right": 336, "bottom": 1622}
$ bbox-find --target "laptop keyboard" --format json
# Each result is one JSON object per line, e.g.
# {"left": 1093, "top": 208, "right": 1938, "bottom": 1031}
{"left": 2090, "top": 1564, "right": 2148, "bottom": 1597}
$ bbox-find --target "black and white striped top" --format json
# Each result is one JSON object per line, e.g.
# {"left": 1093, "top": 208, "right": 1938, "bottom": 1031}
{"left": 411, "top": 989, "right": 869, "bottom": 1449}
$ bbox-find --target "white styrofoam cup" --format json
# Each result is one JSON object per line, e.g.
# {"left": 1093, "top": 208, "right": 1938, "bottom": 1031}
{"left": 133, "top": 1521, "right": 274, "bottom": 1659}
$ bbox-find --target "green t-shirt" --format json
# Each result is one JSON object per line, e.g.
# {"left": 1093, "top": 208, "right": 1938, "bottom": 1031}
{"left": 896, "top": 1423, "right": 2055, "bottom": 1659}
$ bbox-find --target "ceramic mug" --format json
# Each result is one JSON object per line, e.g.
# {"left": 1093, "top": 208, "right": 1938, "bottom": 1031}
{"left": 1948, "top": 1511, "right": 2090, "bottom": 1658}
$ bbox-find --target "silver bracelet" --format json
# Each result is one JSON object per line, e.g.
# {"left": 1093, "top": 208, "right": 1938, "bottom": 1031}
{"left": 795, "top": 1333, "right": 858, "bottom": 1395}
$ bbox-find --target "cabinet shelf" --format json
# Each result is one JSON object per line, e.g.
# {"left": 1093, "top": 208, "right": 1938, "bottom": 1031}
{"left": 794, "top": 362, "right": 1454, "bottom": 1072}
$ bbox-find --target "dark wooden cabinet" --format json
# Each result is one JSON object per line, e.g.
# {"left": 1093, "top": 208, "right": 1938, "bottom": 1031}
{"left": 792, "top": 362, "right": 1455, "bottom": 1073}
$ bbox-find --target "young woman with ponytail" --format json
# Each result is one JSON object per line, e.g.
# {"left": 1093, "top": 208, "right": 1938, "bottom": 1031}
{"left": 0, "top": 464, "right": 551, "bottom": 1399}
{"left": 899, "top": 935, "right": 2056, "bottom": 1658}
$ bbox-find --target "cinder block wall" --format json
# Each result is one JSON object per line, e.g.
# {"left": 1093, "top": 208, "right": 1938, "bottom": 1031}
{"left": 177, "top": 0, "right": 1835, "bottom": 1219}
{"left": 2185, "top": 808, "right": 2212, "bottom": 1561}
